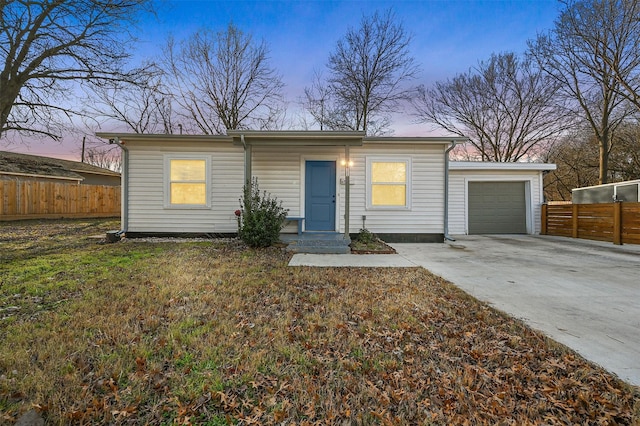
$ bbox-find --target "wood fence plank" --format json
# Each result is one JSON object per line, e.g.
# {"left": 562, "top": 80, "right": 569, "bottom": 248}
{"left": 543, "top": 202, "right": 640, "bottom": 245}
{"left": 0, "top": 180, "right": 120, "bottom": 221}
{"left": 613, "top": 202, "right": 622, "bottom": 245}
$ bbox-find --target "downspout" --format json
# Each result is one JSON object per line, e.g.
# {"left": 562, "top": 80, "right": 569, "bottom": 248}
{"left": 111, "top": 137, "right": 128, "bottom": 235}
{"left": 444, "top": 140, "right": 460, "bottom": 242}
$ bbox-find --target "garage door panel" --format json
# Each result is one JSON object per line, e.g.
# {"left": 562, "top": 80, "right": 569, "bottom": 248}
{"left": 469, "top": 181, "right": 526, "bottom": 234}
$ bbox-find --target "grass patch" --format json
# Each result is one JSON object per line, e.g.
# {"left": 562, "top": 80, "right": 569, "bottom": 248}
{"left": 0, "top": 219, "right": 638, "bottom": 424}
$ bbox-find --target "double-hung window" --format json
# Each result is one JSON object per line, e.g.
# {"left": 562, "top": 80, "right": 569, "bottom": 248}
{"left": 165, "top": 156, "right": 210, "bottom": 208}
{"left": 367, "top": 157, "right": 411, "bottom": 209}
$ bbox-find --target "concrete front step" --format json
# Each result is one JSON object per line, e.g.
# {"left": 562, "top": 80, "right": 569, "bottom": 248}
{"left": 287, "top": 244, "right": 351, "bottom": 254}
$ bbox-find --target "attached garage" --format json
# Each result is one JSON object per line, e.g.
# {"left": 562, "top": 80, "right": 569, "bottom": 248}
{"left": 468, "top": 181, "right": 527, "bottom": 234}
{"left": 448, "top": 162, "right": 556, "bottom": 235}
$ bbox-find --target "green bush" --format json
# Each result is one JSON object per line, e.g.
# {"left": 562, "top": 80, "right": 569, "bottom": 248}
{"left": 237, "top": 177, "right": 288, "bottom": 248}
{"left": 355, "top": 228, "right": 378, "bottom": 244}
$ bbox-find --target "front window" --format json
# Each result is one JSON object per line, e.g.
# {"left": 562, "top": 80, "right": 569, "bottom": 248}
{"left": 165, "top": 157, "right": 210, "bottom": 207}
{"left": 367, "top": 158, "right": 411, "bottom": 209}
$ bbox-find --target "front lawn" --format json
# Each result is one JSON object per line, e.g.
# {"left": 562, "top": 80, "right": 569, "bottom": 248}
{"left": 0, "top": 219, "right": 638, "bottom": 424}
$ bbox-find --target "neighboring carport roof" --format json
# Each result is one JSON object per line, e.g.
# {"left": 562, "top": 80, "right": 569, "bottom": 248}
{"left": 0, "top": 151, "right": 120, "bottom": 181}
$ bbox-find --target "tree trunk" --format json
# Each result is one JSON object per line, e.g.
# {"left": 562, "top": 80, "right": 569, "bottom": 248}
{"left": 599, "top": 134, "right": 609, "bottom": 185}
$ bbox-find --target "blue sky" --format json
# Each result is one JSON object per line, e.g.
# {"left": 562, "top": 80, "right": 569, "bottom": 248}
{"left": 14, "top": 0, "right": 564, "bottom": 159}
{"left": 140, "top": 0, "right": 562, "bottom": 93}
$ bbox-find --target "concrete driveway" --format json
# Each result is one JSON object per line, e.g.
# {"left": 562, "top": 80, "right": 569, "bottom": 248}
{"left": 391, "top": 235, "right": 640, "bottom": 387}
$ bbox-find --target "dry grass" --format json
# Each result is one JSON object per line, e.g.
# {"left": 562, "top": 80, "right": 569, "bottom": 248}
{"left": 0, "top": 219, "right": 638, "bottom": 425}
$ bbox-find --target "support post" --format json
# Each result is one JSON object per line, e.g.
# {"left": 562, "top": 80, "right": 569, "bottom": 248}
{"left": 344, "top": 145, "right": 350, "bottom": 240}
{"left": 613, "top": 201, "right": 622, "bottom": 245}
{"left": 572, "top": 204, "right": 579, "bottom": 238}
{"left": 541, "top": 204, "right": 548, "bottom": 235}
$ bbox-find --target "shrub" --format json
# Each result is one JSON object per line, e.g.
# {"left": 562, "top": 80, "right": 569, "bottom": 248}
{"left": 237, "top": 177, "right": 288, "bottom": 247}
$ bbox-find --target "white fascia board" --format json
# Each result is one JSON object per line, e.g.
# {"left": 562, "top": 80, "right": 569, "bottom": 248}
{"left": 0, "top": 171, "right": 83, "bottom": 182}
{"left": 450, "top": 161, "right": 557, "bottom": 171}
{"left": 364, "top": 136, "right": 468, "bottom": 145}
{"left": 95, "top": 133, "right": 234, "bottom": 144}
{"left": 228, "top": 130, "right": 365, "bottom": 146}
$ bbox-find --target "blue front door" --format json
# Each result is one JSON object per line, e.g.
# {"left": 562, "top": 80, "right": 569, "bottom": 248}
{"left": 305, "top": 161, "right": 336, "bottom": 231}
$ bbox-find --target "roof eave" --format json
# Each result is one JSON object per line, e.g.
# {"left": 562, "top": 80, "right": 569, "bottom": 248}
{"left": 228, "top": 130, "right": 366, "bottom": 146}
{"left": 95, "top": 133, "right": 234, "bottom": 144}
{"left": 450, "top": 161, "right": 557, "bottom": 171}
{"left": 364, "top": 136, "right": 469, "bottom": 144}
{"left": 95, "top": 131, "right": 469, "bottom": 147}
{"left": 69, "top": 168, "right": 121, "bottom": 177}
{"left": 0, "top": 171, "right": 83, "bottom": 181}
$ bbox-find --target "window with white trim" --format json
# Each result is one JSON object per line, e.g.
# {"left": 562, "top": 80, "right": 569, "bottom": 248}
{"left": 165, "top": 156, "right": 210, "bottom": 208}
{"left": 367, "top": 157, "right": 411, "bottom": 209}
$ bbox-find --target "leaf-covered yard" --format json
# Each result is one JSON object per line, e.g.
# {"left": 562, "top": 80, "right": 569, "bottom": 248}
{"left": 0, "top": 219, "right": 638, "bottom": 425}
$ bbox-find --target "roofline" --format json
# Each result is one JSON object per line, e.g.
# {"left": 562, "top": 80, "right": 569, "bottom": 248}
{"left": 0, "top": 171, "right": 83, "bottom": 182}
{"left": 572, "top": 179, "right": 640, "bottom": 192}
{"left": 96, "top": 133, "right": 234, "bottom": 143}
{"left": 97, "top": 131, "right": 469, "bottom": 147}
{"left": 364, "top": 136, "right": 469, "bottom": 144}
{"left": 450, "top": 161, "right": 557, "bottom": 171}
{"left": 228, "top": 130, "right": 366, "bottom": 146}
{"left": 227, "top": 130, "right": 366, "bottom": 139}
{"left": 1, "top": 150, "right": 121, "bottom": 176}
{"left": 68, "top": 168, "right": 120, "bottom": 177}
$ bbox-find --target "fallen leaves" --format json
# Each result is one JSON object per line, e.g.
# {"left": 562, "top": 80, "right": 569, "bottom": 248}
{"left": 0, "top": 219, "right": 638, "bottom": 424}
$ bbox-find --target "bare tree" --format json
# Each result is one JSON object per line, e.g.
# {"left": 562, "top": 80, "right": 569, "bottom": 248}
{"left": 529, "top": 0, "right": 637, "bottom": 184}
{"left": 302, "top": 72, "right": 335, "bottom": 130}
{"left": 301, "top": 71, "right": 357, "bottom": 131}
{"left": 596, "top": 0, "right": 640, "bottom": 111}
{"left": 84, "top": 145, "right": 122, "bottom": 172}
{"left": 85, "top": 66, "right": 175, "bottom": 134}
{"left": 543, "top": 122, "right": 640, "bottom": 200}
{"left": 414, "top": 52, "right": 566, "bottom": 162}
{"left": 0, "top": 0, "right": 153, "bottom": 141}
{"left": 543, "top": 129, "right": 601, "bottom": 200}
{"left": 162, "top": 23, "right": 285, "bottom": 134}
{"left": 608, "top": 121, "right": 640, "bottom": 180}
{"left": 305, "top": 9, "right": 418, "bottom": 135}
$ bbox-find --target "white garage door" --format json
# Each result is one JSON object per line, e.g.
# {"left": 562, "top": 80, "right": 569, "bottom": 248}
{"left": 468, "top": 181, "right": 527, "bottom": 234}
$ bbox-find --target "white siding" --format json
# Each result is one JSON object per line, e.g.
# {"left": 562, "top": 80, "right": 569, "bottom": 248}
{"left": 126, "top": 142, "right": 244, "bottom": 233}
{"left": 449, "top": 168, "right": 545, "bottom": 235}
{"left": 254, "top": 144, "right": 446, "bottom": 235}
{"left": 252, "top": 146, "right": 349, "bottom": 234}
{"left": 350, "top": 144, "right": 446, "bottom": 235}
{"left": 252, "top": 146, "right": 309, "bottom": 234}
{"left": 125, "top": 140, "right": 447, "bottom": 235}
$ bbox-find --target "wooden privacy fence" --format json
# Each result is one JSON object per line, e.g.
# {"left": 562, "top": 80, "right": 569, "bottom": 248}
{"left": 0, "top": 180, "right": 120, "bottom": 220}
{"left": 541, "top": 202, "right": 640, "bottom": 245}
